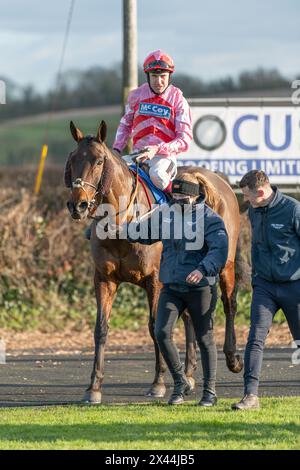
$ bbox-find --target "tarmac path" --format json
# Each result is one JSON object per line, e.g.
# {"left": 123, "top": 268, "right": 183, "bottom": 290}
{"left": 0, "top": 348, "right": 299, "bottom": 407}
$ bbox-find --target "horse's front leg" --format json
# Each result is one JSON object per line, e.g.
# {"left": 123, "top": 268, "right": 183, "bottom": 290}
{"left": 145, "top": 276, "right": 167, "bottom": 398}
{"left": 220, "top": 260, "right": 243, "bottom": 373}
{"left": 181, "top": 310, "right": 197, "bottom": 390}
{"left": 84, "top": 272, "right": 118, "bottom": 404}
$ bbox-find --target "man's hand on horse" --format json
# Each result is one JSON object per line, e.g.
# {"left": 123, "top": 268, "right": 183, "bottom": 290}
{"left": 186, "top": 269, "right": 203, "bottom": 284}
{"left": 136, "top": 145, "right": 159, "bottom": 163}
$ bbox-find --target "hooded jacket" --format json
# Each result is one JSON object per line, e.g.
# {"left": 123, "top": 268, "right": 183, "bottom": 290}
{"left": 127, "top": 195, "right": 228, "bottom": 289}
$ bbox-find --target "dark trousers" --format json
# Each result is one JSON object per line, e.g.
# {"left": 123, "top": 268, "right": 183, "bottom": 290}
{"left": 244, "top": 276, "right": 300, "bottom": 395}
{"left": 154, "top": 285, "right": 218, "bottom": 393}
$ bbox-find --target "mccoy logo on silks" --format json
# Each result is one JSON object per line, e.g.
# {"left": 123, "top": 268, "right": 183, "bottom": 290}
{"left": 138, "top": 102, "right": 171, "bottom": 119}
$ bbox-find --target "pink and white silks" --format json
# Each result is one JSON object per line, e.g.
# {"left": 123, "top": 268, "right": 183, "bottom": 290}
{"left": 113, "top": 83, "right": 193, "bottom": 191}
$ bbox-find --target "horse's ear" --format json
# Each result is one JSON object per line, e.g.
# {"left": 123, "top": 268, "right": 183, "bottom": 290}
{"left": 70, "top": 121, "right": 84, "bottom": 142}
{"left": 96, "top": 120, "right": 107, "bottom": 143}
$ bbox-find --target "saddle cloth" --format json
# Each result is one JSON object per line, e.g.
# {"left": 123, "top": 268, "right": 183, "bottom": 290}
{"left": 129, "top": 165, "right": 167, "bottom": 205}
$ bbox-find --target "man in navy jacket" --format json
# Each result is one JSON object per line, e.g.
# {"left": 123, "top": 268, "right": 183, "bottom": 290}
{"left": 232, "top": 170, "right": 300, "bottom": 410}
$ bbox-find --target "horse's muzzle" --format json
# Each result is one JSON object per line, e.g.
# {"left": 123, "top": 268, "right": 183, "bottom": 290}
{"left": 67, "top": 200, "right": 89, "bottom": 220}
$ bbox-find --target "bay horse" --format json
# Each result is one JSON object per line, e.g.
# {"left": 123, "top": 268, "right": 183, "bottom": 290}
{"left": 64, "top": 120, "right": 243, "bottom": 404}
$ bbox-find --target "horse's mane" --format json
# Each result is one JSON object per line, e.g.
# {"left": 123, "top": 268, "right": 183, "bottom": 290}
{"left": 107, "top": 145, "right": 130, "bottom": 172}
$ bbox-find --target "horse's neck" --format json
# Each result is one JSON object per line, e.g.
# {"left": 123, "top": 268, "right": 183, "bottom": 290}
{"left": 105, "top": 153, "right": 153, "bottom": 223}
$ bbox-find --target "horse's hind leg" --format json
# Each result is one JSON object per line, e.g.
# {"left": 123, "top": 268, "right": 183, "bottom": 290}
{"left": 145, "top": 277, "right": 167, "bottom": 398}
{"left": 181, "top": 310, "right": 197, "bottom": 390}
{"left": 220, "top": 260, "right": 243, "bottom": 373}
{"left": 84, "top": 272, "right": 118, "bottom": 404}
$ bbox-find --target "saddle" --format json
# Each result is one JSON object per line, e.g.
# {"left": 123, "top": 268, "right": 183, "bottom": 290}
{"left": 122, "top": 154, "right": 167, "bottom": 206}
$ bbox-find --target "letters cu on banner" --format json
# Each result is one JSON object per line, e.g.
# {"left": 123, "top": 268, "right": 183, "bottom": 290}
{"left": 180, "top": 101, "right": 300, "bottom": 185}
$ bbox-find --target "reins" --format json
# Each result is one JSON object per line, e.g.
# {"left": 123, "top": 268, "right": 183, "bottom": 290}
{"left": 85, "top": 155, "right": 141, "bottom": 224}
{"left": 70, "top": 148, "right": 154, "bottom": 226}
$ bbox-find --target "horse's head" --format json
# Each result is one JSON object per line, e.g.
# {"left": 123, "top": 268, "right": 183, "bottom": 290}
{"left": 65, "top": 120, "right": 114, "bottom": 220}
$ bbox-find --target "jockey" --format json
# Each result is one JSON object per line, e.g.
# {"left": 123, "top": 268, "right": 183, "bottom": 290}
{"left": 113, "top": 50, "right": 193, "bottom": 193}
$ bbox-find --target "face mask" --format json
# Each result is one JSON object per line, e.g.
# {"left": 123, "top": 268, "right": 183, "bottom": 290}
{"left": 171, "top": 196, "right": 190, "bottom": 207}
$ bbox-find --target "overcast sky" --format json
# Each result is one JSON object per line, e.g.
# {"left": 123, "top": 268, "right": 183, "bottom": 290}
{"left": 0, "top": 0, "right": 300, "bottom": 92}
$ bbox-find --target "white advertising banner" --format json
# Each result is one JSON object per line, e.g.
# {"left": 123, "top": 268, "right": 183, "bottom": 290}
{"left": 179, "top": 103, "right": 300, "bottom": 184}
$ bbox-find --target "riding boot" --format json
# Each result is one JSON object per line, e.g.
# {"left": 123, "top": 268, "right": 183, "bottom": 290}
{"left": 198, "top": 389, "right": 218, "bottom": 407}
{"left": 168, "top": 370, "right": 192, "bottom": 405}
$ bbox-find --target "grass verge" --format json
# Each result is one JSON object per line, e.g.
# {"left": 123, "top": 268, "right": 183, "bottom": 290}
{"left": 0, "top": 397, "right": 299, "bottom": 450}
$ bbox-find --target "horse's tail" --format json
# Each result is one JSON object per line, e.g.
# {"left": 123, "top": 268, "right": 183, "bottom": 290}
{"left": 234, "top": 236, "right": 251, "bottom": 291}
{"left": 178, "top": 171, "right": 221, "bottom": 209}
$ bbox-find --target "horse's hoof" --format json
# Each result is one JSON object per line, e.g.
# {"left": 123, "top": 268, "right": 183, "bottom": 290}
{"left": 233, "top": 354, "right": 244, "bottom": 373}
{"left": 226, "top": 354, "right": 244, "bottom": 374}
{"left": 186, "top": 376, "right": 196, "bottom": 391}
{"left": 146, "top": 384, "right": 166, "bottom": 398}
{"left": 82, "top": 390, "right": 102, "bottom": 404}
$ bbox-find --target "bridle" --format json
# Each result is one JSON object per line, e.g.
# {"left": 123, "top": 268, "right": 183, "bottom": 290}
{"left": 70, "top": 153, "right": 141, "bottom": 223}
{"left": 71, "top": 160, "right": 107, "bottom": 217}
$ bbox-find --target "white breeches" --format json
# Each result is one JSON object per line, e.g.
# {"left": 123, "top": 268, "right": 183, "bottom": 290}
{"left": 147, "top": 155, "right": 177, "bottom": 190}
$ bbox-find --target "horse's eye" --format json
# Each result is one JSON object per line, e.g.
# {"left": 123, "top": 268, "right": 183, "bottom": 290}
{"left": 96, "top": 158, "right": 104, "bottom": 166}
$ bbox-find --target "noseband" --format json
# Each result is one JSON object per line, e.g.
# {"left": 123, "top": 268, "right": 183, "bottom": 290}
{"left": 70, "top": 148, "right": 111, "bottom": 217}
{"left": 72, "top": 176, "right": 101, "bottom": 213}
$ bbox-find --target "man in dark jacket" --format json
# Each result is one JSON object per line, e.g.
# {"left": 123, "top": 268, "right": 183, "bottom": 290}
{"left": 232, "top": 170, "right": 300, "bottom": 410}
{"left": 126, "top": 177, "right": 228, "bottom": 406}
